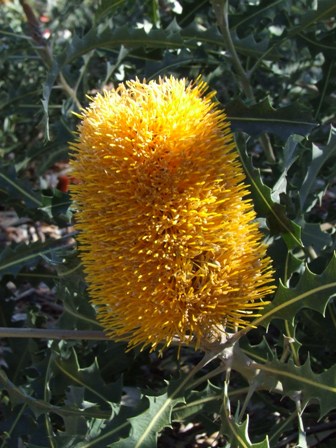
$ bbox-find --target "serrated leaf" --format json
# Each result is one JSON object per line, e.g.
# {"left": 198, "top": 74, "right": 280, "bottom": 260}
{"left": 67, "top": 405, "right": 135, "bottom": 448}
{"left": 144, "top": 47, "right": 212, "bottom": 79}
{"left": 222, "top": 413, "right": 270, "bottom": 448}
{"left": 227, "top": 98, "right": 316, "bottom": 138}
{"left": 0, "top": 404, "right": 39, "bottom": 447}
{"left": 271, "top": 135, "right": 303, "bottom": 204}
{"left": 255, "top": 357, "right": 336, "bottom": 417}
{"left": 172, "top": 381, "right": 222, "bottom": 421}
{"left": 57, "top": 281, "right": 100, "bottom": 331}
{"left": 56, "top": 253, "right": 101, "bottom": 331}
{"left": 62, "top": 413, "right": 88, "bottom": 442}
{"left": 254, "top": 253, "right": 336, "bottom": 329}
{"left": 240, "top": 336, "right": 275, "bottom": 364}
{"left": 64, "top": 25, "right": 184, "bottom": 65}
{"left": 236, "top": 134, "right": 302, "bottom": 249}
{"left": 0, "top": 165, "right": 41, "bottom": 208}
{"left": 0, "top": 367, "right": 59, "bottom": 418}
{"left": 231, "top": 0, "right": 290, "bottom": 32}
{"left": 0, "top": 236, "right": 73, "bottom": 279}
{"left": 112, "top": 369, "right": 203, "bottom": 448}
{"left": 94, "top": 0, "right": 125, "bottom": 22}
{"left": 41, "top": 190, "right": 72, "bottom": 225}
{"left": 231, "top": 30, "right": 270, "bottom": 58}
{"left": 62, "top": 19, "right": 270, "bottom": 68}
{"left": 300, "top": 222, "right": 332, "bottom": 252}
{"left": 268, "top": 237, "right": 303, "bottom": 284}
{"left": 299, "top": 126, "right": 336, "bottom": 211}
{"left": 280, "top": 134, "right": 304, "bottom": 175}
{"left": 112, "top": 393, "right": 180, "bottom": 448}
{"left": 54, "top": 348, "right": 121, "bottom": 413}
{"left": 288, "top": 0, "right": 336, "bottom": 37}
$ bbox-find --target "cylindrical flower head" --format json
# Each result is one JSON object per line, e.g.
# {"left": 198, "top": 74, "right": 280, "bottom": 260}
{"left": 70, "top": 77, "right": 275, "bottom": 352}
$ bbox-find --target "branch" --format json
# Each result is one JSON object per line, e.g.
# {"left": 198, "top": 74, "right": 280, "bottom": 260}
{"left": 0, "top": 327, "right": 107, "bottom": 340}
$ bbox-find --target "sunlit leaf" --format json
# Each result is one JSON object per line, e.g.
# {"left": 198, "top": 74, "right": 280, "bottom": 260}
{"left": 254, "top": 253, "right": 336, "bottom": 329}
{"left": 112, "top": 393, "right": 180, "bottom": 448}
{"left": 256, "top": 357, "right": 336, "bottom": 418}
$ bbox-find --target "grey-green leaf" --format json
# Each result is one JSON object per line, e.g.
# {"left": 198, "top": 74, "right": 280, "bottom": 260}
{"left": 227, "top": 98, "right": 316, "bottom": 139}
{"left": 254, "top": 253, "right": 336, "bottom": 329}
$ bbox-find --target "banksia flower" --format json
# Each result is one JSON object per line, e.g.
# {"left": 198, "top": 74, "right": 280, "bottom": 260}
{"left": 70, "top": 77, "right": 274, "bottom": 352}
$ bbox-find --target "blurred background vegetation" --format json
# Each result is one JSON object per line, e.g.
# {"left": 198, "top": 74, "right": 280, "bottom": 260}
{"left": 0, "top": 0, "right": 336, "bottom": 446}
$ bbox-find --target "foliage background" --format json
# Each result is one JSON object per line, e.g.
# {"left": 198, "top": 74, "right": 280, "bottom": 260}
{"left": 0, "top": 0, "right": 336, "bottom": 447}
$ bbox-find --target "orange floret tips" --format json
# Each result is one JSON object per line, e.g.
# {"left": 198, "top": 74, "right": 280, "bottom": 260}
{"left": 70, "top": 77, "right": 275, "bottom": 353}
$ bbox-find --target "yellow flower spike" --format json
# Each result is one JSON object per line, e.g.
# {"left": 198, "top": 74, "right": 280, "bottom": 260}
{"left": 70, "top": 76, "right": 275, "bottom": 353}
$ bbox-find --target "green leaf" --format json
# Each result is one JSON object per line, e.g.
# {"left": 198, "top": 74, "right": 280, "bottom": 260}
{"left": 254, "top": 253, "right": 336, "bottom": 329}
{"left": 0, "top": 404, "right": 39, "bottom": 447}
{"left": 62, "top": 19, "right": 270, "bottom": 68}
{"left": 236, "top": 134, "right": 302, "bottom": 249}
{"left": 222, "top": 413, "right": 270, "bottom": 448}
{"left": 231, "top": 30, "right": 270, "bottom": 58}
{"left": 256, "top": 357, "right": 336, "bottom": 418}
{"left": 172, "top": 381, "right": 222, "bottom": 421}
{"left": 299, "top": 126, "right": 336, "bottom": 211}
{"left": 0, "top": 164, "right": 41, "bottom": 208}
{"left": 288, "top": 0, "right": 336, "bottom": 37}
{"left": 0, "top": 367, "right": 61, "bottom": 419}
{"left": 300, "top": 221, "right": 332, "bottom": 252}
{"left": 64, "top": 24, "right": 184, "bottom": 65}
{"left": 69, "top": 406, "right": 136, "bottom": 448}
{"left": 57, "top": 281, "right": 101, "bottom": 331}
{"left": 227, "top": 98, "right": 316, "bottom": 139}
{"left": 55, "top": 253, "right": 100, "bottom": 330}
{"left": 231, "top": 0, "right": 290, "bottom": 32}
{"left": 280, "top": 134, "right": 304, "bottom": 173}
{"left": 112, "top": 392, "right": 180, "bottom": 448}
{"left": 0, "top": 236, "right": 74, "bottom": 279}
{"left": 240, "top": 337, "right": 275, "bottom": 364}
{"left": 94, "top": 0, "right": 126, "bottom": 23}
{"left": 144, "top": 47, "right": 212, "bottom": 79}
{"left": 112, "top": 368, "right": 206, "bottom": 448}
{"left": 41, "top": 190, "right": 72, "bottom": 225}
{"left": 54, "top": 348, "right": 122, "bottom": 413}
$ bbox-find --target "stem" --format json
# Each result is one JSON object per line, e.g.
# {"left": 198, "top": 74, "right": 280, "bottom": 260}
{"left": 19, "top": 0, "right": 82, "bottom": 110}
{"left": 237, "top": 383, "right": 256, "bottom": 422}
{"left": 59, "top": 72, "right": 82, "bottom": 110}
{"left": 0, "top": 403, "right": 27, "bottom": 448}
{"left": 188, "top": 363, "right": 227, "bottom": 391}
{"left": 224, "top": 366, "right": 231, "bottom": 410}
{"left": 268, "top": 411, "right": 298, "bottom": 444}
{"left": 44, "top": 354, "right": 56, "bottom": 448}
{"left": 210, "top": 0, "right": 276, "bottom": 164}
{"left": 296, "top": 399, "right": 307, "bottom": 447}
{"left": 259, "top": 133, "right": 276, "bottom": 165}
{"left": 211, "top": 0, "right": 254, "bottom": 100}
{"left": 0, "top": 327, "right": 107, "bottom": 340}
{"left": 284, "top": 320, "right": 300, "bottom": 366}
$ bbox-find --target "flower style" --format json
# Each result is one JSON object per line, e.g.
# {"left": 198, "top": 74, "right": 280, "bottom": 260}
{"left": 70, "top": 77, "right": 275, "bottom": 352}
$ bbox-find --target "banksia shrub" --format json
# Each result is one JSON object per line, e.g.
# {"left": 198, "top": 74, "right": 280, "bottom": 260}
{"left": 70, "top": 77, "right": 274, "bottom": 352}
